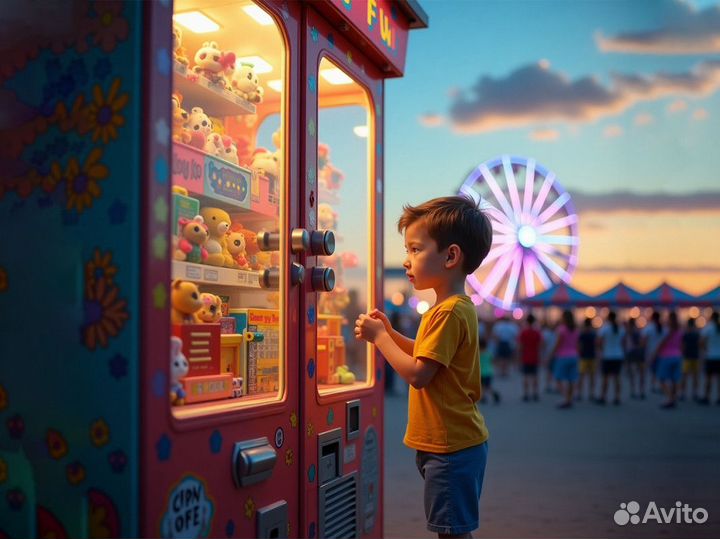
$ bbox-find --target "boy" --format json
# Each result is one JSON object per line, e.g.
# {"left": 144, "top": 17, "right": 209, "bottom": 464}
{"left": 355, "top": 195, "right": 492, "bottom": 539}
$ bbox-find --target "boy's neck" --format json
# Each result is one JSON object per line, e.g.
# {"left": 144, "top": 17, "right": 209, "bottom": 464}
{"left": 433, "top": 276, "right": 467, "bottom": 304}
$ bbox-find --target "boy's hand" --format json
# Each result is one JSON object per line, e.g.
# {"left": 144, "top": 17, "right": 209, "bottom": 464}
{"left": 355, "top": 313, "right": 386, "bottom": 344}
{"left": 369, "top": 309, "right": 392, "bottom": 333}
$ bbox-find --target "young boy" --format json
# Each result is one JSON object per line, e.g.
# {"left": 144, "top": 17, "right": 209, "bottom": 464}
{"left": 355, "top": 195, "right": 493, "bottom": 539}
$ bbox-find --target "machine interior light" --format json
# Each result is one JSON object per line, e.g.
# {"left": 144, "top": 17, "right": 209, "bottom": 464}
{"left": 236, "top": 55, "right": 273, "bottom": 73}
{"left": 173, "top": 11, "right": 220, "bottom": 33}
{"left": 320, "top": 68, "right": 354, "bottom": 85}
{"left": 266, "top": 79, "right": 282, "bottom": 92}
{"left": 353, "top": 125, "right": 368, "bottom": 138}
{"left": 242, "top": 5, "right": 274, "bottom": 25}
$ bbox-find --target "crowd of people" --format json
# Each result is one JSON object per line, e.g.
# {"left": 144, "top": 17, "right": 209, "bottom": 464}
{"left": 478, "top": 309, "right": 720, "bottom": 410}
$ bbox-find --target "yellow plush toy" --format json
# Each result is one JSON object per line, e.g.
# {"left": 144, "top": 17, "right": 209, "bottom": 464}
{"left": 199, "top": 207, "right": 234, "bottom": 267}
{"left": 171, "top": 280, "right": 203, "bottom": 324}
{"left": 195, "top": 293, "right": 223, "bottom": 323}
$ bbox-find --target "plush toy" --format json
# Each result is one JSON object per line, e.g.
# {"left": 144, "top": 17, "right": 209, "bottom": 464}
{"left": 318, "top": 202, "right": 336, "bottom": 230}
{"left": 170, "top": 336, "right": 189, "bottom": 405}
{"left": 200, "top": 207, "right": 234, "bottom": 267}
{"left": 231, "top": 224, "right": 263, "bottom": 270}
{"left": 204, "top": 132, "right": 224, "bottom": 157}
{"left": 335, "top": 365, "right": 356, "bottom": 384}
{"left": 232, "top": 63, "right": 263, "bottom": 102}
{"left": 226, "top": 231, "right": 249, "bottom": 269}
{"left": 250, "top": 148, "right": 279, "bottom": 182}
{"left": 171, "top": 93, "right": 191, "bottom": 144}
{"left": 195, "top": 293, "right": 223, "bottom": 323}
{"left": 175, "top": 215, "right": 209, "bottom": 264}
{"left": 192, "top": 41, "right": 236, "bottom": 87}
{"left": 319, "top": 286, "right": 350, "bottom": 315}
{"left": 171, "top": 279, "right": 203, "bottom": 324}
{"left": 318, "top": 143, "right": 344, "bottom": 191}
{"left": 187, "top": 107, "right": 212, "bottom": 149}
{"left": 220, "top": 136, "right": 239, "bottom": 165}
{"left": 172, "top": 25, "right": 189, "bottom": 66}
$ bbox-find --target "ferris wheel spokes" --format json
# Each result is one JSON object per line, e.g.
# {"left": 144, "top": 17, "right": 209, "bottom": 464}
{"left": 522, "top": 158, "right": 536, "bottom": 215}
{"left": 502, "top": 156, "right": 522, "bottom": 220}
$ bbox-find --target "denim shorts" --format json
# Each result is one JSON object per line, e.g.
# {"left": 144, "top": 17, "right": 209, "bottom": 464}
{"left": 553, "top": 356, "right": 579, "bottom": 382}
{"left": 657, "top": 356, "right": 682, "bottom": 382}
{"left": 415, "top": 442, "right": 488, "bottom": 535}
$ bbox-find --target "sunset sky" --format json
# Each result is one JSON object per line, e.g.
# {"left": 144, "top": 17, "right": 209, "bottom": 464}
{"left": 383, "top": 0, "right": 720, "bottom": 296}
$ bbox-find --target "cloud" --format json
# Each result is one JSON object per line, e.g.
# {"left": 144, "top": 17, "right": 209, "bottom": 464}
{"left": 448, "top": 60, "right": 720, "bottom": 134}
{"left": 580, "top": 265, "right": 720, "bottom": 273}
{"left": 529, "top": 128, "right": 559, "bottom": 142}
{"left": 603, "top": 125, "right": 623, "bottom": 137}
{"left": 667, "top": 99, "right": 688, "bottom": 112}
{"left": 418, "top": 113, "right": 445, "bottom": 128}
{"left": 595, "top": 0, "right": 720, "bottom": 55}
{"left": 693, "top": 108, "right": 708, "bottom": 120}
{"left": 569, "top": 190, "right": 720, "bottom": 213}
{"left": 634, "top": 112, "right": 654, "bottom": 125}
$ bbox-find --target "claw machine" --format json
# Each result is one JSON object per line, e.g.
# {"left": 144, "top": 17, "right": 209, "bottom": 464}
{"left": 0, "top": 0, "right": 427, "bottom": 538}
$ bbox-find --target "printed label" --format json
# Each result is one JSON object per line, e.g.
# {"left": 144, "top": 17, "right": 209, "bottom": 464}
{"left": 161, "top": 475, "right": 214, "bottom": 538}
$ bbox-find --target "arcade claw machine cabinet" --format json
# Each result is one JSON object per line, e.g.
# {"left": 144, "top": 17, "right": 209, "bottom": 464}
{"left": 0, "top": 1, "right": 426, "bottom": 538}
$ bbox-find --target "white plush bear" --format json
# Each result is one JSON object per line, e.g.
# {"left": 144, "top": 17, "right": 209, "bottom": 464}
{"left": 232, "top": 63, "right": 262, "bottom": 102}
{"left": 204, "top": 132, "right": 224, "bottom": 157}
{"left": 170, "top": 336, "right": 189, "bottom": 406}
{"left": 250, "top": 148, "right": 278, "bottom": 180}
{"left": 188, "top": 107, "right": 212, "bottom": 149}
{"left": 220, "top": 135, "right": 239, "bottom": 165}
{"left": 192, "top": 41, "right": 235, "bottom": 87}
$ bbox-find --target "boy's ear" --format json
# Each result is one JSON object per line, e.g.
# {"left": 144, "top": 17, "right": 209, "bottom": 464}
{"left": 445, "top": 244, "right": 462, "bottom": 269}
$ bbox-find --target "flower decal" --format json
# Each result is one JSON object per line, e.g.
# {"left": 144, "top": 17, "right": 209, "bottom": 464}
{"left": 86, "top": 79, "right": 128, "bottom": 144}
{"left": 6, "top": 489, "right": 25, "bottom": 511}
{"left": 46, "top": 429, "right": 69, "bottom": 460}
{"left": 289, "top": 411, "right": 297, "bottom": 428}
{"left": 285, "top": 448, "right": 294, "bottom": 466}
{"left": 0, "top": 457, "right": 7, "bottom": 484}
{"left": 91, "top": 2, "right": 129, "bottom": 52}
{"left": 244, "top": 497, "right": 255, "bottom": 520}
{"left": 82, "top": 277, "right": 129, "bottom": 351}
{"left": 65, "top": 148, "right": 108, "bottom": 213}
{"left": 6, "top": 415, "right": 24, "bottom": 439}
{"left": 86, "top": 249, "right": 118, "bottom": 288}
{"left": 66, "top": 461, "right": 86, "bottom": 485}
{"left": 0, "top": 267, "right": 7, "bottom": 292}
{"left": 0, "top": 384, "right": 7, "bottom": 410}
{"left": 90, "top": 418, "right": 111, "bottom": 447}
{"left": 108, "top": 450, "right": 127, "bottom": 473}
{"left": 306, "top": 422, "right": 314, "bottom": 438}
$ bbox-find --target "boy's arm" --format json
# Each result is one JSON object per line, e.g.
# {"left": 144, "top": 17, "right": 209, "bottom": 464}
{"left": 369, "top": 309, "right": 414, "bottom": 355}
{"left": 374, "top": 332, "right": 440, "bottom": 389}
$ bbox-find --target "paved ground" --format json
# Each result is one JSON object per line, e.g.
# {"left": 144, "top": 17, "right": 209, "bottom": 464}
{"left": 383, "top": 369, "right": 720, "bottom": 539}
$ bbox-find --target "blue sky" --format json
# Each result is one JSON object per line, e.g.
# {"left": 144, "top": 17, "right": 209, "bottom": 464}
{"left": 381, "top": 0, "right": 720, "bottom": 294}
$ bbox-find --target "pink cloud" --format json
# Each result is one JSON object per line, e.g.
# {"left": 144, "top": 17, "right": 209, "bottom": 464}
{"left": 529, "top": 128, "right": 559, "bottom": 142}
{"left": 418, "top": 113, "right": 445, "bottom": 128}
{"left": 692, "top": 108, "right": 708, "bottom": 120}
{"left": 569, "top": 190, "right": 720, "bottom": 213}
{"left": 634, "top": 113, "right": 654, "bottom": 125}
{"left": 603, "top": 125, "right": 623, "bottom": 138}
{"left": 595, "top": 1, "right": 720, "bottom": 54}
{"left": 667, "top": 99, "right": 688, "bottom": 113}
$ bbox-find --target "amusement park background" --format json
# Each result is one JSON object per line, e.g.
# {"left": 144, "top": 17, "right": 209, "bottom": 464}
{"left": 378, "top": 0, "right": 720, "bottom": 537}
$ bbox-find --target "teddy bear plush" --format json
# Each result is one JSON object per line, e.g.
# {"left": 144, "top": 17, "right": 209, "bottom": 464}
{"left": 231, "top": 224, "right": 264, "bottom": 270}
{"left": 171, "top": 93, "right": 191, "bottom": 144}
{"left": 250, "top": 148, "right": 279, "bottom": 183}
{"left": 171, "top": 279, "right": 203, "bottom": 325}
{"left": 187, "top": 107, "right": 212, "bottom": 149}
{"left": 231, "top": 63, "right": 263, "bottom": 103}
{"left": 175, "top": 215, "right": 209, "bottom": 264}
{"left": 192, "top": 41, "right": 236, "bottom": 88}
{"left": 195, "top": 293, "right": 223, "bottom": 323}
{"left": 200, "top": 207, "right": 234, "bottom": 267}
{"left": 172, "top": 25, "right": 189, "bottom": 66}
{"left": 170, "top": 336, "right": 189, "bottom": 405}
{"left": 226, "top": 231, "right": 249, "bottom": 269}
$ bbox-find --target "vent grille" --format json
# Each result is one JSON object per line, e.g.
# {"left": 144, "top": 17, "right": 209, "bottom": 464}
{"left": 319, "top": 472, "right": 358, "bottom": 539}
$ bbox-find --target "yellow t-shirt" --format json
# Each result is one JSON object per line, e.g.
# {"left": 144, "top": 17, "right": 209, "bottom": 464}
{"left": 404, "top": 294, "right": 489, "bottom": 453}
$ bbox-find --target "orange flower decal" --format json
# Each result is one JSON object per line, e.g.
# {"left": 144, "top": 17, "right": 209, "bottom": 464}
{"left": 85, "top": 249, "right": 118, "bottom": 288}
{"left": 0, "top": 457, "right": 7, "bottom": 484}
{"left": 92, "top": 2, "right": 129, "bottom": 52}
{"left": 82, "top": 277, "right": 129, "bottom": 351}
{"left": 289, "top": 411, "right": 298, "bottom": 428}
{"left": 86, "top": 79, "right": 128, "bottom": 144}
{"left": 244, "top": 497, "right": 255, "bottom": 520}
{"left": 306, "top": 422, "right": 314, "bottom": 437}
{"left": 65, "top": 148, "right": 108, "bottom": 213}
{"left": 46, "top": 429, "right": 69, "bottom": 460}
{"left": 90, "top": 419, "right": 110, "bottom": 447}
{"left": 66, "top": 461, "right": 86, "bottom": 485}
{"left": 285, "top": 448, "right": 294, "bottom": 466}
{"left": 0, "top": 384, "right": 7, "bottom": 410}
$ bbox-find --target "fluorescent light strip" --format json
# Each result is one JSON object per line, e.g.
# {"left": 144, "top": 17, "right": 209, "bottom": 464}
{"left": 353, "top": 125, "right": 368, "bottom": 138}
{"left": 236, "top": 56, "right": 273, "bottom": 74}
{"left": 267, "top": 80, "right": 282, "bottom": 92}
{"left": 173, "top": 11, "right": 220, "bottom": 34}
{"left": 243, "top": 5, "right": 274, "bottom": 26}
{"left": 320, "top": 68, "right": 354, "bottom": 85}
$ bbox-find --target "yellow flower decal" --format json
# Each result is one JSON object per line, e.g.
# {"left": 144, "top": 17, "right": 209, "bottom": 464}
{"left": 86, "top": 249, "right": 118, "bottom": 288}
{"left": 306, "top": 422, "right": 314, "bottom": 438}
{"left": 65, "top": 148, "right": 109, "bottom": 213}
{"left": 90, "top": 419, "right": 110, "bottom": 447}
{"left": 244, "top": 497, "right": 255, "bottom": 520}
{"left": 0, "top": 384, "right": 7, "bottom": 410}
{"left": 285, "top": 448, "right": 294, "bottom": 466}
{"left": 372, "top": 406, "right": 377, "bottom": 418}
{"left": 0, "top": 267, "right": 7, "bottom": 293}
{"left": 0, "top": 457, "right": 7, "bottom": 484}
{"left": 66, "top": 461, "right": 86, "bottom": 485}
{"left": 47, "top": 429, "right": 69, "bottom": 460}
{"left": 289, "top": 411, "right": 297, "bottom": 428}
{"left": 82, "top": 277, "right": 129, "bottom": 351}
{"left": 86, "top": 79, "right": 128, "bottom": 144}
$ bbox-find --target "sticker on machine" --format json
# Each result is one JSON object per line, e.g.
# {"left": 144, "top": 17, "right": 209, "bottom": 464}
{"left": 160, "top": 475, "right": 215, "bottom": 538}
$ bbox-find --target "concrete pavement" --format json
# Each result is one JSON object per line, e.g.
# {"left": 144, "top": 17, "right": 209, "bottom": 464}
{"left": 383, "top": 370, "right": 720, "bottom": 539}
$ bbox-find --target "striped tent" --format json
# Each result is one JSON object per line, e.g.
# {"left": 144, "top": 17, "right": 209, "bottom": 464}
{"left": 522, "top": 282, "right": 594, "bottom": 307}
{"left": 591, "top": 282, "right": 646, "bottom": 306}
{"left": 642, "top": 282, "right": 699, "bottom": 307}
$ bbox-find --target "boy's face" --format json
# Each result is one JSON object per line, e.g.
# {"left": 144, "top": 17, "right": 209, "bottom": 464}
{"left": 402, "top": 220, "right": 448, "bottom": 291}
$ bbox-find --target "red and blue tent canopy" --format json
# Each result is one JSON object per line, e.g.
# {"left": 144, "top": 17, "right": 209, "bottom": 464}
{"left": 695, "top": 284, "right": 720, "bottom": 306}
{"left": 642, "top": 282, "right": 699, "bottom": 307}
{"left": 522, "top": 282, "right": 594, "bottom": 307}
{"left": 591, "top": 282, "right": 646, "bottom": 306}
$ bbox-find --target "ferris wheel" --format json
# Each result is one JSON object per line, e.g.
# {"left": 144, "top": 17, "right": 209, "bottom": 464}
{"left": 458, "top": 155, "right": 579, "bottom": 310}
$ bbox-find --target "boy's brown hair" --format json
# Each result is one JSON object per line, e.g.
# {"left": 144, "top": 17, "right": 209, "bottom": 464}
{"left": 397, "top": 195, "right": 493, "bottom": 274}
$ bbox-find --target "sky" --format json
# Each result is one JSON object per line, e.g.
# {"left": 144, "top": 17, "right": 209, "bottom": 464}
{"left": 383, "top": 0, "right": 720, "bottom": 297}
